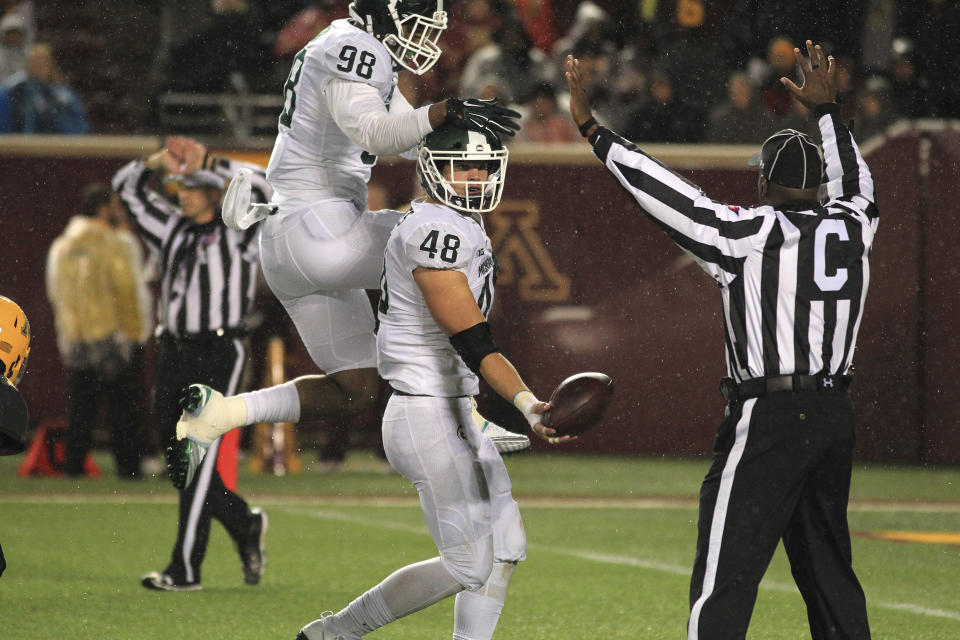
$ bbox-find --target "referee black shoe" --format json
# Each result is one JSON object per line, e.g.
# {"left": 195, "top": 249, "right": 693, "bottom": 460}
{"left": 140, "top": 571, "right": 201, "bottom": 592}
{"left": 240, "top": 508, "right": 268, "bottom": 585}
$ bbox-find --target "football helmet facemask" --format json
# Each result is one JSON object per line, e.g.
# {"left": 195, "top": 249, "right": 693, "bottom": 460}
{"left": 418, "top": 124, "right": 508, "bottom": 214}
{"left": 348, "top": 0, "right": 447, "bottom": 74}
{"left": 0, "top": 296, "right": 30, "bottom": 387}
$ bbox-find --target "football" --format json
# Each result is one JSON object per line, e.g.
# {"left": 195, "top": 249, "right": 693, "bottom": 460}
{"left": 543, "top": 372, "right": 614, "bottom": 437}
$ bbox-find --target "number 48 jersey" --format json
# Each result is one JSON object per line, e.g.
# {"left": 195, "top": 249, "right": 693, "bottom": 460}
{"left": 378, "top": 201, "right": 497, "bottom": 397}
{"left": 267, "top": 19, "right": 396, "bottom": 210}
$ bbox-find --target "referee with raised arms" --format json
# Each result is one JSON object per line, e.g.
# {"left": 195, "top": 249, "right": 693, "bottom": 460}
{"left": 113, "top": 136, "right": 272, "bottom": 591}
{"left": 567, "top": 41, "right": 875, "bottom": 640}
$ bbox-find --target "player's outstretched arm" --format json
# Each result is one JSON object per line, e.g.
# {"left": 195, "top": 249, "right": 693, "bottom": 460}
{"left": 413, "top": 267, "right": 571, "bottom": 443}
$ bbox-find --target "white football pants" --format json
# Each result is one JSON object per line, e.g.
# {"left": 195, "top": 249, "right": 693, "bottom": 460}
{"left": 258, "top": 200, "right": 403, "bottom": 374}
{"left": 382, "top": 394, "right": 526, "bottom": 589}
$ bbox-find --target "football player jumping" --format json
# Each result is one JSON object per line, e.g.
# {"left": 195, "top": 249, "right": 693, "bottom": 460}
{"left": 295, "top": 123, "right": 568, "bottom": 640}
{"left": 177, "top": 0, "right": 532, "bottom": 458}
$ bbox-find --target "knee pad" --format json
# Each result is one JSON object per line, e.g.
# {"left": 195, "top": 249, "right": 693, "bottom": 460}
{"left": 440, "top": 536, "right": 494, "bottom": 591}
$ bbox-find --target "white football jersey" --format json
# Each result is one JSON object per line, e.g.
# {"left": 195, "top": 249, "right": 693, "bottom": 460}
{"left": 266, "top": 19, "right": 396, "bottom": 210}
{"left": 378, "top": 201, "right": 497, "bottom": 397}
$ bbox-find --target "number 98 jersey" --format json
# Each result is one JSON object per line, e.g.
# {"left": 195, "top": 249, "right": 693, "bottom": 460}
{"left": 267, "top": 19, "right": 395, "bottom": 209}
{"left": 378, "top": 201, "right": 496, "bottom": 397}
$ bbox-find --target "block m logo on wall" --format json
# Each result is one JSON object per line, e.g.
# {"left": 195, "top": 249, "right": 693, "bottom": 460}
{"left": 489, "top": 199, "right": 570, "bottom": 303}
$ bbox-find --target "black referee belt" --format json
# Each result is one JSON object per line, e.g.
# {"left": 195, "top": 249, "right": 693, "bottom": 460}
{"left": 720, "top": 374, "right": 852, "bottom": 404}
{"left": 161, "top": 328, "right": 247, "bottom": 344}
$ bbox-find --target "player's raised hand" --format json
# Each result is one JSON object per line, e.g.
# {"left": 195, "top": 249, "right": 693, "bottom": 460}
{"left": 165, "top": 136, "right": 208, "bottom": 174}
{"left": 780, "top": 40, "right": 837, "bottom": 109}
{"left": 446, "top": 97, "right": 522, "bottom": 137}
{"left": 565, "top": 55, "right": 595, "bottom": 134}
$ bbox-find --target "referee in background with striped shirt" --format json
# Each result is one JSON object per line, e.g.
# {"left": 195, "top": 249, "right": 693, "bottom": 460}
{"left": 567, "top": 40, "right": 875, "bottom": 640}
{"left": 114, "top": 137, "right": 273, "bottom": 591}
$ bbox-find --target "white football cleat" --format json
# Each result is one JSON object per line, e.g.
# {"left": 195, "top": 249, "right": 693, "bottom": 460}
{"left": 296, "top": 612, "right": 361, "bottom": 640}
{"left": 471, "top": 397, "right": 531, "bottom": 454}
{"left": 176, "top": 384, "right": 248, "bottom": 444}
{"left": 222, "top": 167, "right": 277, "bottom": 231}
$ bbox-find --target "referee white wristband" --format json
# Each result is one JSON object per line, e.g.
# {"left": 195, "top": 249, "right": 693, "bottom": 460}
{"left": 512, "top": 390, "right": 541, "bottom": 428}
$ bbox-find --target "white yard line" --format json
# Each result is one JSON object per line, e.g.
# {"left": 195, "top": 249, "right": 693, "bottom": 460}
{"left": 4, "top": 494, "right": 960, "bottom": 512}
{"left": 284, "top": 506, "right": 960, "bottom": 623}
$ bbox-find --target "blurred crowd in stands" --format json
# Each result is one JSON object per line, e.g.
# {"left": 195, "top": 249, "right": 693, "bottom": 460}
{"left": 0, "top": 0, "right": 957, "bottom": 142}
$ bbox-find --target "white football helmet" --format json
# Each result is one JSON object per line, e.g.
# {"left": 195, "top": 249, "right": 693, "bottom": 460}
{"left": 348, "top": 0, "right": 448, "bottom": 75}
{"left": 418, "top": 124, "right": 508, "bottom": 214}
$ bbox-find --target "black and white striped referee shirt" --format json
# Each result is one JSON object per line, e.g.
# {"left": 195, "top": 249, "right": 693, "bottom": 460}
{"left": 589, "top": 109, "right": 877, "bottom": 383}
{"left": 113, "top": 158, "right": 272, "bottom": 337}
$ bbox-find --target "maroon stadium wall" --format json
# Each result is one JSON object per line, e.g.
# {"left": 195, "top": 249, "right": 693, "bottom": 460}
{"left": 2, "top": 124, "right": 957, "bottom": 463}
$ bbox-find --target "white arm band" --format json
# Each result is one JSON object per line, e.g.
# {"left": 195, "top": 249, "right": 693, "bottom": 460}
{"left": 326, "top": 78, "right": 433, "bottom": 157}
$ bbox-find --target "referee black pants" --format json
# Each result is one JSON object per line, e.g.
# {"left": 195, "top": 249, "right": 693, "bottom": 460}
{"left": 687, "top": 390, "right": 871, "bottom": 640}
{"left": 154, "top": 332, "right": 252, "bottom": 585}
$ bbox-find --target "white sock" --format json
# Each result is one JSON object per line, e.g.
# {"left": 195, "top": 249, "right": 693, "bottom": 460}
{"left": 452, "top": 562, "right": 515, "bottom": 640}
{"left": 239, "top": 381, "right": 301, "bottom": 424}
{"left": 328, "top": 557, "right": 463, "bottom": 638}
{"left": 379, "top": 557, "right": 463, "bottom": 617}
{"left": 470, "top": 399, "right": 492, "bottom": 430}
{"left": 332, "top": 585, "right": 396, "bottom": 638}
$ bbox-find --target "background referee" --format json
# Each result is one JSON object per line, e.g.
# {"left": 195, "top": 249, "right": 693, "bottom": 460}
{"left": 113, "top": 136, "right": 273, "bottom": 591}
{"left": 567, "top": 40, "right": 875, "bottom": 640}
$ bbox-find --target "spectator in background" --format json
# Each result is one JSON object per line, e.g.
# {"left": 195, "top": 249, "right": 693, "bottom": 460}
{"left": 0, "top": 43, "right": 88, "bottom": 134}
{"left": 854, "top": 75, "right": 897, "bottom": 141}
{"left": 750, "top": 36, "right": 798, "bottom": 120}
{"left": 108, "top": 186, "right": 157, "bottom": 464}
{"left": 46, "top": 184, "right": 144, "bottom": 479}
{"left": 893, "top": 0, "right": 960, "bottom": 117}
{"left": 440, "top": 0, "right": 500, "bottom": 71}
{"left": 552, "top": 1, "right": 615, "bottom": 65}
{"left": 273, "top": 0, "right": 342, "bottom": 61}
{"left": 623, "top": 68, "right": 704, "bottom": 143}
{"left": 460, "top": 16, "right": 555, "bottom": 105}
{"left": 515, "top": 0, "right": 557, "bottom": 54}
{"left": 0, "top": 12, "right": 29, "bottom": 82}
{"left": 515, "top": 82, "right": 578, "bottom": 143}
{"left": 887, "top": 37, "right": 922, "bottom": 117}
{"left": 165, "top": 0, "right": 271, "bottom": 93}
{"left": 706, "top": 71, "right": 773, "bottom": 144}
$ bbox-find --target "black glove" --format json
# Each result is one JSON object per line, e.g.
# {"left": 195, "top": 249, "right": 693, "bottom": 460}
{"left": 445, "top": 98, "right": 522, "bottom": 137}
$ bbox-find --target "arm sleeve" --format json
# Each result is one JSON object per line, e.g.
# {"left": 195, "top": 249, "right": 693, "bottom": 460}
{"left": 588, "top": 127, "right": 769, "bottom": 284}
{"left": 391, "top": 88, "right": 423, "bottom": 161}
{"left": 112, "top": 159, "right": 182, "bottom": 250}
{"left": 326, "top": 78, "right": 433, "bottom": 157}
{"left": 402, "top": 221, "right": 474, "bottom": 272}
{"left": 817, "top": 105, "right": 877, "bottom": 220}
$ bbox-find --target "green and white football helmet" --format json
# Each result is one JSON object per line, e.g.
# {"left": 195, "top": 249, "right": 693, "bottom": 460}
{"left": 348, "top": 0, "right": 448, "bottom": 74}
{"left": 417, "top": 124, "right": 508, "bottom": 214}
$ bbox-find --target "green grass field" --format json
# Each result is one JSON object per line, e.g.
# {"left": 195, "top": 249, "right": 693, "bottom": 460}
{"left": 1, "top": 451, "right": 958, "bottom": 639}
